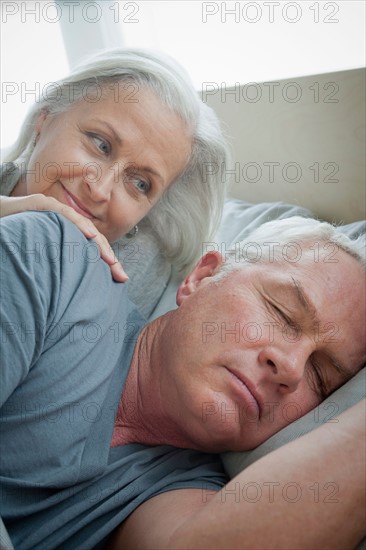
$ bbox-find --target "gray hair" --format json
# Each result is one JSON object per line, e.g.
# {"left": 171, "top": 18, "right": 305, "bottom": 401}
{"left": 214, "top": 216, "right": 366, "bottom": 280}
{"left": 4, "top": 48, "right": 231, "bottom": 273}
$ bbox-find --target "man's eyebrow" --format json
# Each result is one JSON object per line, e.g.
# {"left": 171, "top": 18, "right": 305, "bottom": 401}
{"left": 290, "top": 276, "right": 320, "bottom": 325}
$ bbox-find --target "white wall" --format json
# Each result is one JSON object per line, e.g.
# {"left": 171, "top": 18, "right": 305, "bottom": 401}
{"left": 2, "top": 1, "right": 365, "bottom": 151}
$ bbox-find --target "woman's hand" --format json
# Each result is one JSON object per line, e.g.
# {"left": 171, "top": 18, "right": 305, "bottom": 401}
{"left": 0, "top": 194, "right": 128, "bottom": 282}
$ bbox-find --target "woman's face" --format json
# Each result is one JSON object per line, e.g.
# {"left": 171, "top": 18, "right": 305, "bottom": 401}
{"left": 21, "top": 86, "right": 192, "bottom": 241}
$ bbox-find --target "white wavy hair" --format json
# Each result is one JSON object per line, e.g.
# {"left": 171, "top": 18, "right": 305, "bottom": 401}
{"left": 4, "top": 48, "right": 231, "bottom": 273}
{"left": 214, "top": 216, "right": 366, "bottom": 279}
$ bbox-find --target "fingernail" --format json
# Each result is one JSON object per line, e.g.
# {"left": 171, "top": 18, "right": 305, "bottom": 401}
{"left": 86, "top": 226, "right": 97, "bottom": 237}
{"left": 119, "top": 266, "right": 129, "bottom": 280}
{"left": 117, "top": 263, "right": 129, "bottom": 280}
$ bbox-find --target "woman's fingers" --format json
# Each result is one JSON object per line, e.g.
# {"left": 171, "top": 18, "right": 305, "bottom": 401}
{"left": 0, "top": 195, "right": 51, "bottom": 217}
{"left": 93, "top": 232, "right": 129, "bottom": 282}
{"left": 1, "top": 194, "right": 96, "bottom": 237}
{"left": 0, "top": 194, "right": 128, "bottom": 282}
{"left": 26, "top": 195, "right": 99, "bottom": 238}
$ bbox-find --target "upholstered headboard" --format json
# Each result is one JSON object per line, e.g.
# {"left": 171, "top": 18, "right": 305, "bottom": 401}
{"left": 203, "top": 68, "right": 365, "bottom": 224}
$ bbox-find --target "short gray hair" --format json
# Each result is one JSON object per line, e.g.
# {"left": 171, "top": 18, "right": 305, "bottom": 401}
{"left": 214, "top": 216, "right": 366, "bottom": 280}
{"left": 4, "top": 48, "right": 231, "bottom": 273}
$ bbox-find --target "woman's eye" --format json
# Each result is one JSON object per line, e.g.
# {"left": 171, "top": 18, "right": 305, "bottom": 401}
{"left": 131, "top": 177, "right": 151, "bottom": 194}
{"left": 90, "top": 134, "right": 111, "bottom": 155}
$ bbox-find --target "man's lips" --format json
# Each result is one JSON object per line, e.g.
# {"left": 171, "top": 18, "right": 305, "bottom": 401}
{"left": 61, "top": 185, "right": 95, "bottom": 219}
{"left": 224, "top": 367, "right": 262, "bottom": 418}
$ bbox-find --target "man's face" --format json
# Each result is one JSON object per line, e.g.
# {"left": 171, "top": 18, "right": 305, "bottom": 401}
{"left": 158, "top": 246, "right": 366, "bottom": 452}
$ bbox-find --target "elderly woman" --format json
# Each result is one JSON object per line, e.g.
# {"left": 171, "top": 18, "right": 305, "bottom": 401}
{"left": 0, "top": 48, "right": 230, "bottom": 316}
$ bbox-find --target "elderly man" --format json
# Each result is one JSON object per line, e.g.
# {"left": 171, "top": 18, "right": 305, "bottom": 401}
{"left": 1, "top": 211, "right": 365, "bottom": 549}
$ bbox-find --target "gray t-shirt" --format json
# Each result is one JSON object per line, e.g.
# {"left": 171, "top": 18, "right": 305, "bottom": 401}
{"left": 0, "top": 211, "right": 227, "bottom": 549}
{"left": 0, "top": 163, "right": 172, "bottom": 319}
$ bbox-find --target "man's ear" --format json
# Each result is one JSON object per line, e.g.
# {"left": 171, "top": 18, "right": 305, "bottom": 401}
{"left": 176, "top": 251, "right": 224, "bottom": 305}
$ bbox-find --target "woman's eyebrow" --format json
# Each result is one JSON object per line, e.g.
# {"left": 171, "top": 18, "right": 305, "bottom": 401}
{"left": 90, "top": 119, "right": 122, "bottom": 145}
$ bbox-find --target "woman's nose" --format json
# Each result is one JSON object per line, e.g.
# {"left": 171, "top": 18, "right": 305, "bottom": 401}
{"left": 83, "top": 165, "right": 114, "bottom": 201}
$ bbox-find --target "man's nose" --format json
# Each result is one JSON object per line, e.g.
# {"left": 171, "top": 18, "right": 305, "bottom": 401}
{"left": 83, "top": 165, "right": 114, "bottom": 201}
{"left": 258, "top": 342, "right": 312, "bottom": 393}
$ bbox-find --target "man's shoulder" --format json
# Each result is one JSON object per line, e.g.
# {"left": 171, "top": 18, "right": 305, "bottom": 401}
{"left": 1, "top": 210, "right": 86, "bottom": 244}
{"left": 1, "top": 210, "right": 100, "bottom": 272}
{"left": 0, "top": 211, "right": 126, "bottom": 313}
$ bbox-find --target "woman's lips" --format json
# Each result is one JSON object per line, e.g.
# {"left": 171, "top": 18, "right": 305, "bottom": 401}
{"left": 61, "top": 185, "right": 95, "bottom": 219}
